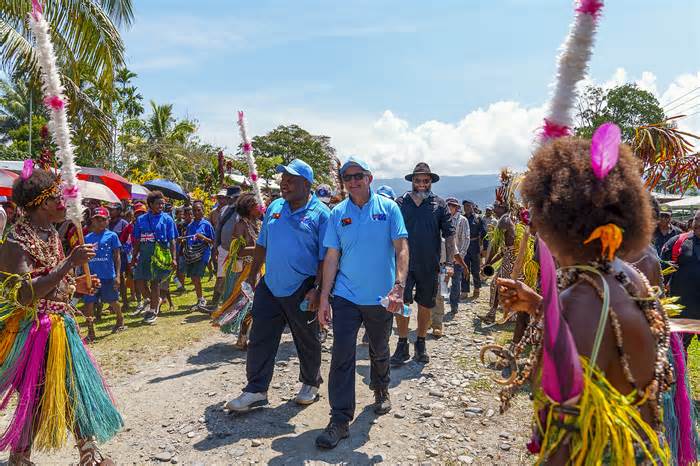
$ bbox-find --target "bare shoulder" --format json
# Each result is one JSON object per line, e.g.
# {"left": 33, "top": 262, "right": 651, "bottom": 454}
{"left": 0, "top": 238, "right": 30, "bottom": 274}
{"left": 560, "top": 279, "right": 614, "bottom": 360}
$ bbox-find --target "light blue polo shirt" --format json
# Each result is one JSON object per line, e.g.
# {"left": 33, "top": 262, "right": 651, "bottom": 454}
{"left": 257, "top": 195, "right": 330, "bottom": 297}
{"left": 324, "top": 191, "right": 408, "bottom": 305}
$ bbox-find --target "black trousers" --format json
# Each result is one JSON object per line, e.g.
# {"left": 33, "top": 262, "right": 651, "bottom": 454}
{"left": 244, "top": 277, "right": 322, "bottom": 393}
{"left": 461, "top": 252, "right": 482, "bottom": 292}
{"left": 329, "top": 296, "right": 393, "bottom": 424}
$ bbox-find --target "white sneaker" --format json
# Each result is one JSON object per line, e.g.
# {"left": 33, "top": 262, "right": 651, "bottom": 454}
{"left": 225, "top": 391, "right": 268, "bottom": 413}
{"left": 294, "top": 384, "right": 319, "bottom": 405}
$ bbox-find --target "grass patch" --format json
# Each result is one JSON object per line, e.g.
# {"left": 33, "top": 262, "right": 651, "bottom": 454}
{"left": 74, "top": 275, "right": 218, "bottom": 379}
{"left": 686, "top": 336, "right": 700, "bottom": 393}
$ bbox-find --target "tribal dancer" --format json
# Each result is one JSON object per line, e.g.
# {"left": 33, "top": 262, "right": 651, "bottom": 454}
{"left": 0, "top": 166, "right": 122, "bottom": 465}
{"left": 498, "top": 134, "right": 681, "bottom": 464}
{"left": 481, "top": 169, "right": 517, "bottom": 324}
{"left": 211, "top": 193, "right": 263, "bottom": 349}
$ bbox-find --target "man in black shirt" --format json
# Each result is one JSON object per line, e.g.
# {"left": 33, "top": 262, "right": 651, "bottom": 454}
{"left": 662, "top": 210, "right": 700, "bottom": 352}
{"left": 654, "top": 211, "right": 681, "bottom": 255}
{"left": 393, "top": 163, "right": 456, "bottom": 365}
{"left": 461, "top": 200, "right": 487, "bottom": 299}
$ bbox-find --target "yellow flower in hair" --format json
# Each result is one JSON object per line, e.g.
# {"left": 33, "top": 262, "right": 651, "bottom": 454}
{"left": 584, "top": 224, "right": 623, "bottom": 261}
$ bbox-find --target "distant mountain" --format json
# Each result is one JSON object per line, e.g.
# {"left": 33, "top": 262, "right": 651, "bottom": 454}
{"left": 373, "top": 174, "right": 499, "bottom": 209}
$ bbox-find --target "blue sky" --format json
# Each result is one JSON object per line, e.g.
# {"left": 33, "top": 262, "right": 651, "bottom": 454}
{"left": 122, "top": 0, "right": 700, "bottom": 177}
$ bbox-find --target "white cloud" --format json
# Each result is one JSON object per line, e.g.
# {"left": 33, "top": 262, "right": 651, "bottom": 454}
{"left": 182, "top": 68, "right": 700, "bottom": 179}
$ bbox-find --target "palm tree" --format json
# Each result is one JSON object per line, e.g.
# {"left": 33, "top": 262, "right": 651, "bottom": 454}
{"left": 124, "top": 101, "right": 199, "bottom": 182}
{"left": 0, "top": 0, "right": 134, "bottom": 148}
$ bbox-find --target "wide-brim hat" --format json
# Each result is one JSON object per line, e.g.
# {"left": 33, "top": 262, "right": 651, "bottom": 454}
{"left": 405, "top": 162, "right": 439, "bottom": 183}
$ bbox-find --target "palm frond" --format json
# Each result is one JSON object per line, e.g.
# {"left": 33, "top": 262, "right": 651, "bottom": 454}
{"left": 633, "top": 118, "right": 700, "bottom": 193}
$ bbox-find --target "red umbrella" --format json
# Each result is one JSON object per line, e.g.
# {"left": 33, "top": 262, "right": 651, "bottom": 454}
{"left": 77, "top": 167, "right": 132, "bottom": 200}
{"left": 0, "top": 169, "right": 19, "bottom": 197}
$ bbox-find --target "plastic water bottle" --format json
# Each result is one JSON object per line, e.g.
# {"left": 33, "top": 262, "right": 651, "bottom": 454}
{"left": 439, "top": 267, "right": 450, "bottom": 299}
{"left": 378, "top": 296, "right": 411, "bottom": 317}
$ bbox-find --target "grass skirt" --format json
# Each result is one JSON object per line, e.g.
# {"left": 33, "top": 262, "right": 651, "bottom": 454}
{"left": 0, "top": 299, "right": 123, "bottom": 452}
{"left": 211, "top": 237, "right": 256, "bottom": 335}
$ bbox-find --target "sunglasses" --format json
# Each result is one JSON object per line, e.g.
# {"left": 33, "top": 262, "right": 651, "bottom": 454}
{"left": 342, "top": 173, "right": 366, "bottom": 182}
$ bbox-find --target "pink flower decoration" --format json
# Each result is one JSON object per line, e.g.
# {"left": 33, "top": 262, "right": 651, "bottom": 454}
{"left": 590, "top": 122, "right": 620, "bottom": 180}
{"left": 257, "top": 205, "right": 266, "bottom": 215}
{"left": 541, "top": 119, "right": 571, "bottom": 140}
{"left": 43, "top": 95, "right": 64, "bottom": 110}
{"left": 243, "top": 142, "right": 253, "bottom": 153}
{"left": 63, "top": 185, "right": 79, "bottom": 199}
{"left": 237, "top": 111, "right": 245, "bottom": 124}
{"left": 250, "top": 172, "right": 258, "bottom": 182}
{"left": 21, "top": 159, "right": 34, "bottom": 180}
{"left": 30, "top": 0, "right": 43, "bottom": 20}
{"left": 576, "top": 0, "right": 604, "bottom": 18}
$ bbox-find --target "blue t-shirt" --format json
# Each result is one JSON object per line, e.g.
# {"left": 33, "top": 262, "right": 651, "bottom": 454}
{"left": 85, "top": 230, "right": 122, "bottom": 279}
{"left": 133, "top": 212, "right": 178, "bottom": 244}
{"left": 185, "top": 218, "right": 215, "bottom": 263}
{"left": 324, "top": 191, "right": 408, "bottom": 305}
{"left": 257, "top": 195, "right": 330, "bottom": 297}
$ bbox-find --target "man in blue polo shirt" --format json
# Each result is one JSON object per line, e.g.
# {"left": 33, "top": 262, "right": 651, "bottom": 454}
{"left": 226, "top": 159, "right": 330, "bottom": 413}
{"left": 315, "top": 158, "right": 409, "bottom": 449}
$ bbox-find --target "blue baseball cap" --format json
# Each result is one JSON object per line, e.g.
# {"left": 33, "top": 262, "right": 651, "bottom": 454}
{"left": 276, "top": 159, "right": 314, "bottom": 184}
{"left": 376, "top": 185, "right": 396, "bottom": 200}
{"left": 315, "top": 184, "right": 332, "bottom": 203}
{"left": 339, "top": 157, "right": 370, "bottom": 175}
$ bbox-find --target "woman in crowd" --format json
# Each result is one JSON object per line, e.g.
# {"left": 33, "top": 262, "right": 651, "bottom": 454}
{"left": 497, "top": 135, "right": 688, "bottom": 464}
{"left": 0, "top": 166, "right": 122, "bottom": 464}
{"left": 211, "top": 193, "right": 263, "bottom": 349}
{"left": 184, "top": 201, "right": 215, "bottom": 311}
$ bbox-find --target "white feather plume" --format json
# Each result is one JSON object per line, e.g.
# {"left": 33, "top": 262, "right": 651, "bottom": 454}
{"left": 28, "top": 6, "right": 83, "bottom": 223}
{"left": 237, "top": 111, "right": 265, "bottom": 208}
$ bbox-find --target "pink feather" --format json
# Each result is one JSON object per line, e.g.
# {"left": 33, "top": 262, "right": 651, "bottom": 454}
{"left": 590, "top": 122, "right": 621, "bottom": 180}
{"left": 237, "top": 111, "right": 245, "bottom": 124}
{"left": 43, "top": 95, "right": 65, "bottom": 110}
{"left": 541, "top": 119, "right": 571, "bottom": 140}
{"left": 30, "top": 0, "right": 43, "bottom": 20}
{"left": 576, "top": 0, "right": 604, "bottom": 18}
{"left": 21, "top": 159, "right": 34, "bottom": 180}
{"left": 243, "top": 142, "right": 253, "bottom": 153}
{"left": 250, "top": 172, "right": 258, "bottom": 182}
{"left": 63, "top": 185, "right": 79, "bottom": 199}
{"left": 671, "top": 333, "right": 697, "bottom": 465}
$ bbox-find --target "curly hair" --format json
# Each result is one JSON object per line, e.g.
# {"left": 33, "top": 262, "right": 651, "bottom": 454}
{"left": 146, "top": 190, "right": 165, "bottom": 206}
{"left": 236, "top": 193, "right": 259, "bottom": 218}
{"left": 12, "top": 168, "right": 59, "bottom": 209}
{"left": 521, "top": 137, "right": 652, "bottom": 261}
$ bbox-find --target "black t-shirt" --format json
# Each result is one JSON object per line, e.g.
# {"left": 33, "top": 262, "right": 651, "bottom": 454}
{"left": 653, "top": 225, "right": 681, "bottom": 255}
{"left": 396, "top": 192, "right": 455, "bottom": 273}
{"left": 662, "top": 234, "right": 700, "bottom": 319}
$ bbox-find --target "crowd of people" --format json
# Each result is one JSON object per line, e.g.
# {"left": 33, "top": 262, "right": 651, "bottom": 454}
{"left": 0, "top": 139, "right": 698, "bottom": 463}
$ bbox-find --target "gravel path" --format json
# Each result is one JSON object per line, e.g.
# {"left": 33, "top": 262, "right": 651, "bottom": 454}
{"left": 4, "top": 294, "right": 532, "bottom": 465}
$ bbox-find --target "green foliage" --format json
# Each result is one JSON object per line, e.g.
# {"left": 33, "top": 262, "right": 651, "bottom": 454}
{"left": 575, "top": 84, "right": 666, "bottom": 143}
{"left": 239, "top": 124, "right": 337, "bottom": 185}
{"left": 0, "top": 0, "right": 135, "bottom": 150}
{"left": 5, "top": 114, "right": 49, "bottom": 158}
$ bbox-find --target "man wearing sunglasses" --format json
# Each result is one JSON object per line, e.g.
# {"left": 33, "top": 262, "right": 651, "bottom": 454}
{"left": 392, "top": 162, "right": 456, "bottom": 365}
{"left": 316, "top": 157, "right": 409, "bottom": 449}
{"left": 226, "top": 159, "right": 330, "bottom": 413}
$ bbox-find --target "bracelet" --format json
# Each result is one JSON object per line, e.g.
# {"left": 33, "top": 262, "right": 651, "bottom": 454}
{"left": 394, "top": 281, "right": 405, "bottom": 288}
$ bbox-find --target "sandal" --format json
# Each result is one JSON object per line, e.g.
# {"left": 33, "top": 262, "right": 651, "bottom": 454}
{"left": 76, "top": 438, "right": 115, "bottom": 466}
{"left": 111, "top": 324, "right": 126, "bottom": 333}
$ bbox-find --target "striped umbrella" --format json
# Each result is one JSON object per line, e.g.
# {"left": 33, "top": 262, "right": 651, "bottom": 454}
{"left": 77, "top": 167, "right": 132, "bottom": 200}
{"left": 0, "top": 169, "right": 19, "bottom": 197}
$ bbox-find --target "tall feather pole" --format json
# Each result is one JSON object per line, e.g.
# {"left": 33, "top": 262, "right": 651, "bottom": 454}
{"left": 28, "top": 1, "right": 91, "bottom": 289}
{"left": 237, "top": 111, "right": 265, "bottom": 211}
{"left": 541, "top": 0, "right": 603, "bottom": 141}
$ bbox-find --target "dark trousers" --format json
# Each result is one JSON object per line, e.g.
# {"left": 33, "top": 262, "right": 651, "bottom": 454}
{"left": 461, "top": 252, "right": 482, "bottom": 293}
{"left": 449, "top": 264, "right": 464, "bottom": 311}
{"left": 245, "top": 277, "right": 322, "bottom": 393}
{"left": 329, "top": 296, "right": 393, "bottom": 424}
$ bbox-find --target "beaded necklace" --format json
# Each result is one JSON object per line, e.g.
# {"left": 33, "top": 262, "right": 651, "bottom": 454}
{"left": 12, "top": 219, "right": 64, "bottom": 269}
